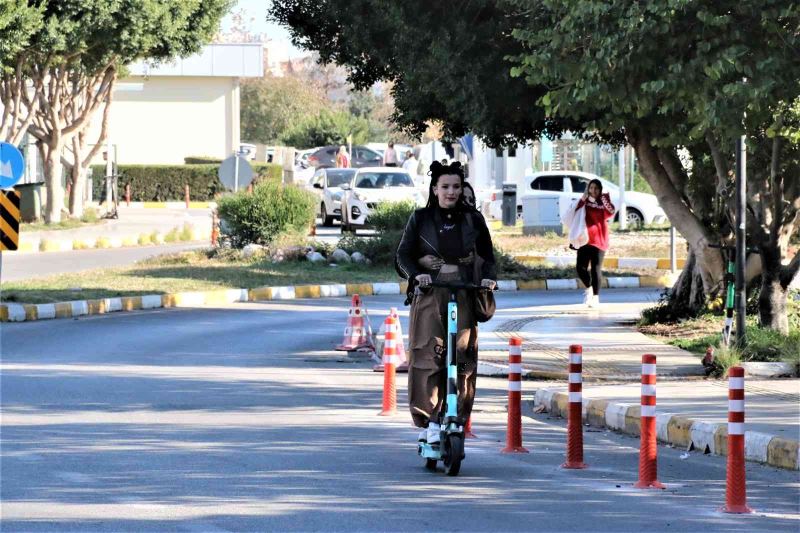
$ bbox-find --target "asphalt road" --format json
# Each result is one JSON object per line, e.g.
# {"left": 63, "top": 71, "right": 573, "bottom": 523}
{"left": 1, "top": 290, "right": 798, "bottom": 532}
{"left": 3, "top": 221, "right": 362, "bottom": 282}
{"left": 1, "top": 243, "right": 206, "bottom": 282}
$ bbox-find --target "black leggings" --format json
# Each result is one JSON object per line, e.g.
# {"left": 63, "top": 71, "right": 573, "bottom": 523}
{"left": 576, "top": 245, "right": 605, "bottom": 295}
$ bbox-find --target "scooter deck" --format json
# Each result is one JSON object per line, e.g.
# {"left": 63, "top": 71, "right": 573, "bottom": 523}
{"left": 418, "top": 442, "right": 441, "bottom": 460}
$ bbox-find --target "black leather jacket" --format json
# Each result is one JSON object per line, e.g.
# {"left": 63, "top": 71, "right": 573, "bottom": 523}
{"left": 395, "top": 207, "right": 497, "bottom": 283}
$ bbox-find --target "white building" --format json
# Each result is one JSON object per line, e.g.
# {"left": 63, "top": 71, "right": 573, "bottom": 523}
{"left": 470, "top": 139, "right": 536, "bottom": 191}
{"left": 95, "top": 43, "right": 263, "bottom": 165}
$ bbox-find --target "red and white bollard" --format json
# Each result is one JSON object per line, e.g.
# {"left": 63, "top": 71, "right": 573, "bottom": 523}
{"left": 721, "top": 366, "right": 754, "bottom": 513}
{"left": 378, "top": 316, "right": 399, "bottom": 416}
{"left": 125, "top": 183, "right": 131, "bottom": 207}
{"left": 635, "top": 354, "right": 665, "bottom": 489}
{"left": 184, "top": 184, "right": 190, "bottom": 209}
{"left": 501, "top": 337, "right": 528, "bottom": 453}
{"left": 562, "top": 344, "right": 586, "bottom": 469}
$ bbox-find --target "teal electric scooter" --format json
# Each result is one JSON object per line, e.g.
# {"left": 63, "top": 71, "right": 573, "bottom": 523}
{"left": 417, "top": 280, "right": 484, "bottom": 476}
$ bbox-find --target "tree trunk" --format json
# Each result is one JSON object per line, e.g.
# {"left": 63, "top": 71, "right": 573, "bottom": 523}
{"left": 759, "top": 246, "right": 790, "bottom": 333}
{"left": 44, "top": 143, "right": 64, "bottom": 223}
{"left": 667, "top": 249, "right": 709, "bottom": 317}
{"left": 628, "top": 126, "right": 725, "bottom": 313}
{"left": 68, "top": 136, "right": 86, "bottom": 218}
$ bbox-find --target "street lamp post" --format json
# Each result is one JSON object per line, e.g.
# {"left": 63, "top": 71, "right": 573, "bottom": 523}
{"left": 735, "top": 136, "right": 747, "bottom": 345}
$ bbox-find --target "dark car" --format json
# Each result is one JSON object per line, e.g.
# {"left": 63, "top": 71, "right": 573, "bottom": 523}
{"left": 307, "top": 145, "right": 383, "bottom": 169}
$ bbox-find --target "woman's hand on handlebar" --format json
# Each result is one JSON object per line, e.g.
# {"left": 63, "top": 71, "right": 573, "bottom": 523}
{"left": 418, "top": 254, "right": 443, "bottom": 270}
{"left": 481, "top": 279, "right": 496, "bottom": 290}
{"left": 415, "top": 273, "right": 432, "bottom": 288}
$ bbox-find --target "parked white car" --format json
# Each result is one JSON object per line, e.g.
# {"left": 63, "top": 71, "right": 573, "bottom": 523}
{"left": 308, "top": 168, "right": 357, "bottom": 226}
{"left": 517, "top": 171, "right": 667, "bottom": 226}
{"left": 340, "top": 167, "right": 425, "bottom": 231}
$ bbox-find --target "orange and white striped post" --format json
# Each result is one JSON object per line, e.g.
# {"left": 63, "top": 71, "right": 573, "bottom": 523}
{"left": 721, "top": 366, "right": 754, "bottom": 513}
{"left": 184, "top": 184, "right": 190, "bottom": 209}
{"left": 562, "top": 344, "right": 587, "bottom": 469}
{"left": 378, "top": 316, "right": 399, "bottom": 416}
{"left": 634, "top": 354, "right": 665, "bottom": 489}
{"left": 501, "top": 337, "right": 528, "bottom": 453}
{"left": 125, "top": 183, "right": 131, "bottom": 206}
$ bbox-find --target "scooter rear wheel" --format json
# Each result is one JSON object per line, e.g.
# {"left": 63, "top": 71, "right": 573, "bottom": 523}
{"left": 443, "top": 434, "right": 464, "bottom": 476}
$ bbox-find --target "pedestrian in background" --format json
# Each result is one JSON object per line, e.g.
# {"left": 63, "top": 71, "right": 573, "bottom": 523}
{"left": 383, "top": 142, "right": 398, "bottom": 167}
{"left": 336, "top": 145, "right": 350, "bottom": 168}
{"left": 402, "top": 150, "right": 419, "bottom": 184}
{"left": 574, "top": 178, "right": 615, "bottom": 308}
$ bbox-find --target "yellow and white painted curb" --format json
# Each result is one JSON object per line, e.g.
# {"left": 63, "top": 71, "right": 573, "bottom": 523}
{"left": 513, "top": 254, "right": 686, "bottom": 271}
{"left": 532, "top": 388, "right": 799, "bottom": 471}
{"left": 118, "top": 201, "right": 217, "bottom": 209}
{"left": 16, "top": 228, "right": 211, "bottom": 253}
{"left": 0, "top": 274, "right": 676, "bottom": 324}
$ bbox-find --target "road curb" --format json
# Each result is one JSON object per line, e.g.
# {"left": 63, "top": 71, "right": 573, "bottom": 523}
{"left": 530, "top": 388, "right": 799, "bottom": 471}
{"left": 513, "top": 253, "right": 686, "bottom": 271}
{"left": 16, "top": 227, "right": 210, "bottom": 254}
{"left": 118, "top": 201, "right": 217, "bottom": 209}
{"left": 0, "top": 274, "right": 675, "bottom": 323}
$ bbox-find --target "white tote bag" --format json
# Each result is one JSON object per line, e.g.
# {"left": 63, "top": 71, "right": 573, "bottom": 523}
{"left": 560, "top": 198, "right": 579, "bottom": 229}
{"left": 562, "top": 198, "right": 589, "bottom": 248}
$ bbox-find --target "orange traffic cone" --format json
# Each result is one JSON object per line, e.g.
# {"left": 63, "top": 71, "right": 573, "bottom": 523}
{"left": 336, "top": 294, "right": 375, "bottom": 352}
{"left": 374, "top": 307, "right": 409, "bottom": 373}
{"left": 465, "top": 417, "right": 477, "bottom": 439}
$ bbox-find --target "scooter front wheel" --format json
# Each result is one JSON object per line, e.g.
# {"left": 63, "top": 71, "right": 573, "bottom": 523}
{"left": 443, "top": 434, "right": 464, "bottom": 476}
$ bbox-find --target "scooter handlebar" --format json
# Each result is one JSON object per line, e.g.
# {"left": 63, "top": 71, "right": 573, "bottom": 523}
{"left": 415, "top": 279, "right": 495, "bottom": 292}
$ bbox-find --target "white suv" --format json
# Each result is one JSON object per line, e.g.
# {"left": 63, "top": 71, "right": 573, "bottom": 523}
{"left": 309, "top": 168, "right": 357, "bottom": 226}
{"left": 340, "top": 167, "right": 425, "bottom": 232}
{"left": 521, "top": 171, "right": 667, "bottom": 226}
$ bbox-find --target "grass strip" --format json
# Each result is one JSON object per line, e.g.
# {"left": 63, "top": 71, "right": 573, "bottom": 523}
{"left": 1, "top": 250, "right": 646, "bottom": 305}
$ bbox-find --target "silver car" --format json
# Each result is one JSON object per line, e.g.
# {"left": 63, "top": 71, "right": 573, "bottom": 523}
{"left": 309, "top": 168, "right": 357, "bottom": 226}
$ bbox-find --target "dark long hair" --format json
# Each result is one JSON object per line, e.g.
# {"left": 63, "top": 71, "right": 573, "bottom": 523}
{"left": 425, "top": 161, "right": 466, "bottom": 208}
{"left": 462, "top": 182, "right": 477, "bottom": 211}
{"left": 588, "top": 178, "right": 603, "bottom": 198}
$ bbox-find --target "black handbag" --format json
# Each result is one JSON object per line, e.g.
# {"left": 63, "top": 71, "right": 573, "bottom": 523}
{"left": 472, "top": 247, "right": 496, "bottom": 322}
{"left": 465, "top": 213, "right": 496, "bottom": 322}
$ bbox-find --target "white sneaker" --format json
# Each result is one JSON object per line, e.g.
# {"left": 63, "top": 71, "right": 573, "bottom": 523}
{"left": 588, "top": 294, "right": 600, "bottom": 309}
{"left": 427, "top": 423, "right": 441, "bottom": 444}
{"left": 583, "top": 287, "right": 593, "bottom": 306}
{"left": 418, "top": 429, "right": 427, "bottom": 442}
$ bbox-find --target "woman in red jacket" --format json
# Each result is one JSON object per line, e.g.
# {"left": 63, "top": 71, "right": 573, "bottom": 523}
{"left": 575, "top": 179, "right": 615, "bottom": 308}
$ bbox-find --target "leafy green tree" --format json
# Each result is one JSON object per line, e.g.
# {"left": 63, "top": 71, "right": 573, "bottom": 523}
{"left": 270, "top": 0, "right": 574, "bottom": 145}
{"left": 241, "top": 73, "right": 327, "bottom": 144}
{"left": 15, "top": 0, "right": 232, "bottom": 222}
{"left": 271, "top": 0, "right": 800, "bottom": 332}
{"left": 0, "top": 1, "right": 43, "bottom": 144}
{"left": 280, "top": 108, "right": 369, "bottom": 148}
{"left": 509, "top": 0, "right": 799, "bottom": 331}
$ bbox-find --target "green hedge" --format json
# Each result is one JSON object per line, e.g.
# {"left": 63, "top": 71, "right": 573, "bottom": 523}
{"left": 216, "top": 181, "right": 316, "bottom": 248}
{"left": 184, "top": 156, "right": 222, "bottom": 164}
{"left": 91, "top": 163, "right": 283, "bottom": 201}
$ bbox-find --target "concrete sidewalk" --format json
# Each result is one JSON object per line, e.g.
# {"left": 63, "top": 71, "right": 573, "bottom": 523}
{"left": 472, "top": 300, "right": 800, "bottom": 470}
{"left": 478, "top": 300, "right": 702, "bottom": 379}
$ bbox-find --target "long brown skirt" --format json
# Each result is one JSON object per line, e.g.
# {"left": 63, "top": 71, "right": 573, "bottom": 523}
{"left": 407, "top": 272, "right": 478, "bottom": 428}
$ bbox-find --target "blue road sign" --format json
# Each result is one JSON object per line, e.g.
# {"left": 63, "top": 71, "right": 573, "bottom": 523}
{"left": 0, "top": 142, "right": 25, "bottom": 189}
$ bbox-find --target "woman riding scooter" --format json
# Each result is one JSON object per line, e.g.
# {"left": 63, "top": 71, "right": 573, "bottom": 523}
{"left": 395, "top": 161, "right": 496, "bottom": 445}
